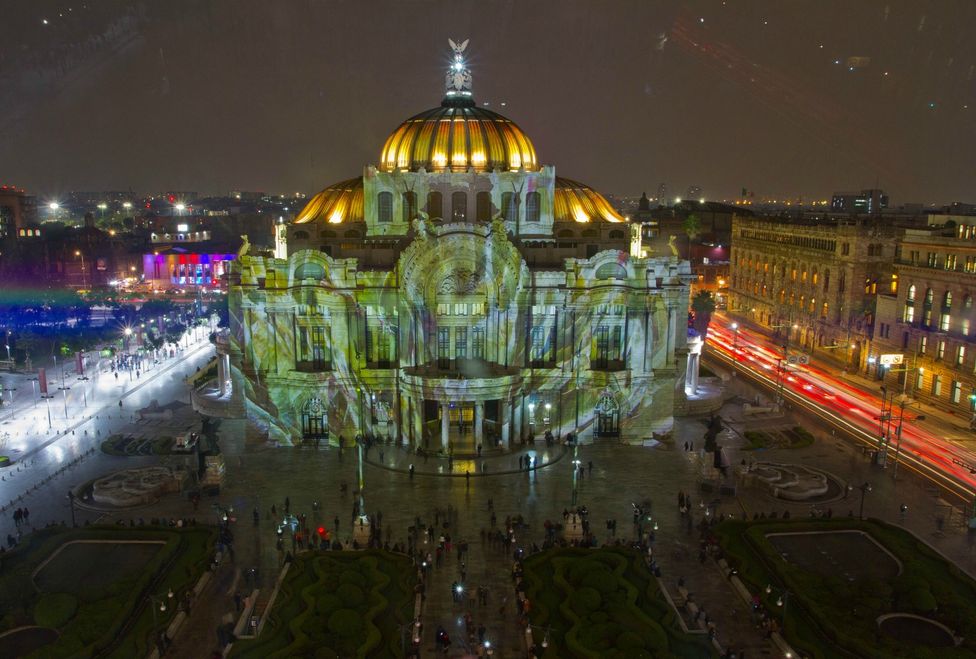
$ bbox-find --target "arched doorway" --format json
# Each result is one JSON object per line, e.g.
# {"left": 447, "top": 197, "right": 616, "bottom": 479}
{"left": 595, "top": 393, "right": 619, "bottom": 438}
{"left": 301, "top": 397, "right": 328, "bottom": 443}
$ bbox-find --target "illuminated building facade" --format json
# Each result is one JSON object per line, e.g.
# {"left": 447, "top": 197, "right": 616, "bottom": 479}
{"left": 729, "top": 215, "right": 897, "bottom": 369}
{"left": 226, "top": 43, "right": 694, "bottom": 448}
{"left": 872, "top": 221, "right": 976, "bottom": 414}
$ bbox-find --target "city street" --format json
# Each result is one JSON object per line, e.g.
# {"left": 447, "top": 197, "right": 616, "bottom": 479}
{"left": 0, "top": 332, "right": 215, "bottom": 539}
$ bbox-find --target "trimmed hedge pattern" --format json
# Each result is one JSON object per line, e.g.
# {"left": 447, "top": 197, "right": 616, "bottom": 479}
{"left": 522, "top": 547, "right": 714, "bottom": 658}
{"left": 231, "top": 551, "right": 415, "bottom": 659}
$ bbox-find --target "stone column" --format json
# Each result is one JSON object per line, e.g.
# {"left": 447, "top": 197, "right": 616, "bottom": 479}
{"left": 513, "top": 394, "right": 523, "bottom": 442}
{"left": 474, "top": 401, "right": 484, "bottom": 446}
{"left": 399, "top": 392, "right": 410, "bottom": 446}
{"left": 441, "top": 402, "right": 450, "bottom": 452}
{"left": 685, "top": 335, "right": 702, "bottom": 396}
{"left": 218, "top": 354, "right": 229, "bottom": 396}
{"left": 500, "top": 398, "right": 511, "bottom": 450}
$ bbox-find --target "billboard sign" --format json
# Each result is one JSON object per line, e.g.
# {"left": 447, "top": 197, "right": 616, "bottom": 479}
{"left": 880, "top": 354, "right": 904, "bottom": 366}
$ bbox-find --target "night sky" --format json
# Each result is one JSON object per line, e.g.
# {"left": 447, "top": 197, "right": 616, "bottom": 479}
{"left": 1, "top": 0, "right": 973, "bottom": 204}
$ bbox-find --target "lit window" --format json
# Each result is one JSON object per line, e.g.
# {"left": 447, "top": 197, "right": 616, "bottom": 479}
{"left": 957, "top": 345, "right": 966, "bottom": 366}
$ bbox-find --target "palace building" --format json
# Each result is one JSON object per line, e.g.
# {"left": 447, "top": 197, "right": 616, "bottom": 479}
{"left": 223, "top": 42, "right": 694, "bottom": 449}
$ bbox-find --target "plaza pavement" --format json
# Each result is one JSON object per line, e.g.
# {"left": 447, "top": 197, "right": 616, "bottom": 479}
{"left": 7, "top": 342, "right": 976, "bottom": 658}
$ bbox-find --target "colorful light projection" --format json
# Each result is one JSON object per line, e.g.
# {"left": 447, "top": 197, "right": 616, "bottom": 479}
{"left": 143, "top": 252, "right": 235, "bottom": 287}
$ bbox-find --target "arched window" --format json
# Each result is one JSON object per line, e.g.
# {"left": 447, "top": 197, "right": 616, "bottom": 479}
{"left": 501, "top": 192, "right": 518, "bottom": 223}
{"left": 377, "top": 191, "right": 393, "bottom": 223}
{"left": 941, "top": 291, "right": 953, "bottom": 331}
{"left": 476, "top": 191, "right": 492, "bottom": 222}
{"left": 427, "top": 191, "right": 443, "bottom": 219}
{"left": 526, "top": 191, "right": 541, "bottom": 223}
{"left": 451, "top": 191, "right": 467, "bottom": 221}
{"left": 557, "top": 229, "right": 575, "bottom": 238}
{"left": 923, "top": 288, "right": 934, "bottom": 326}
{"left": 402, "top": 191, "right": 417, "bottom": 223}
{"left": 904, "top": 284, "right": 916, "bottom": 323}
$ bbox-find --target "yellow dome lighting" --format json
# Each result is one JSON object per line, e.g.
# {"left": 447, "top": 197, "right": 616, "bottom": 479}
{"left": 294, "top": 177, "right": 363, "bottom": 225}
{"left": 554, "top": 177, "right": 624, "bottom": 223}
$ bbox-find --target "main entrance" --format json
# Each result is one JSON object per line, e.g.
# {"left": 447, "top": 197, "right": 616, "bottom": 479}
{"left": 301, "top": 397, "right": 329, "bottom": 443}
{"left": 595, "top": 393, "right": 619, "bottom": 438}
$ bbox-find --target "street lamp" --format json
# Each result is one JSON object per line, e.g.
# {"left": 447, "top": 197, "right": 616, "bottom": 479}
{"left": 4, "top": 329, "right": 10, "bottom": 361}
{"left": 892, "top": 400, "right": 924, "bottom": 481}
{"left": 730, "top": 323, "right": 739, "bottom": 368}
{"left": 74, "top": 250, "right": 87, "bottom": 290}
{"left": 855, "top": 482, "right": 872, "bottom": 520}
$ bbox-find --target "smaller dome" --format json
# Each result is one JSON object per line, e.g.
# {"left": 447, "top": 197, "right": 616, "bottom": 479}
{"left": 554, "top": 177, "right": 624, "bottom": 223}
{"left": 294, "top": 177, "right": 363, "bottom": 224}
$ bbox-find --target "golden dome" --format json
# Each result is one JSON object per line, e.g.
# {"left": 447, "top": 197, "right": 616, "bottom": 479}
{"left": 294, "top": 177, "right": 363, "bottom": 224}
{"left": 554, "top": 177, "right": 624, "bottom": 223}
{"left": 380, "top": 103, "right": 537, "bottom": 173}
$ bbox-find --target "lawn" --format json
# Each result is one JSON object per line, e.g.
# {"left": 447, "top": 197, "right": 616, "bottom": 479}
{"left": 715, "top": 518, "right": 976, "bottom": 659}
{"left": 100, "top": 434, "right": 174, "bottom": 456}
{"left": 230, "top": 550, "right": 417, "bottom": 659}
{"left": 743, "top": 426, "right": 815, "bottom": 450}
{"left": 0, "top": 525, "right": 214, "bottom": 658}
{"left": 521, "top": 546, "right": 714, "bottom": 658}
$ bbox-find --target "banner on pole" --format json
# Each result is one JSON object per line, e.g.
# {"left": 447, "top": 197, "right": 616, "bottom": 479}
{"left": 38, "top": 368, "right": 47, "bottom": 394}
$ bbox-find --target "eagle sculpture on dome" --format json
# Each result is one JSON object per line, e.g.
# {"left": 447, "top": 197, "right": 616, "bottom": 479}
{"left": 446, "top": 38, "right": 472, "bottom": 95}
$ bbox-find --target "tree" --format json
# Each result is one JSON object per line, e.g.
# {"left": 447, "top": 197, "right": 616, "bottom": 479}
{"left": 683, "top": 214, "right": 701, "bottom": 241}
{"left": 691, "top": 290, "right": 716, "bottom": 338}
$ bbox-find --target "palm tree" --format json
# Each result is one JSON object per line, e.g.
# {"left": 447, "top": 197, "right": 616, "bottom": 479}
{"left": 682, "top": 213, "right": 701, "bottom": 258}
{"left": 691, "top": 290, "right": 716, "bottom": 338}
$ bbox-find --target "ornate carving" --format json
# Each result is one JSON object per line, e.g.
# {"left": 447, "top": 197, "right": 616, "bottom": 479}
{"left": 438, "top": 269, "right": 480, "bottom": 294}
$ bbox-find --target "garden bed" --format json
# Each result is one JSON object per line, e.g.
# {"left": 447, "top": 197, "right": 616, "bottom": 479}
{"left": 100, "top": 434, "right": 174, "bottom": 456}
{"left": 0, "top": 525, "right": 214, "bottom": 658}
{"left": 230, "top": 550, "right": 416, "bottom": 658}
{"left": 715, "top": 518, "right": 976, "bottom": 658}
{"left": 521, "top": 547, "right": 714, "bottom": 658}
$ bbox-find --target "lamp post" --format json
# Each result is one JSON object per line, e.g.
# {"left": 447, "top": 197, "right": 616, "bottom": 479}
{"left": 74, "top": 250, "right": 87, "bottom": 290}
{"left": 29, "top": 377, "right": 38, "bottom": 408}
{"left": 765, "top": 584, "right": 791, "bottom": 634}
{"left": 148, "top": 590, "right": 174, "bottom": 636}
{"left": 67, "top": 490, "right": 77, "bottom": 527}
{"left": 730, "top": 322, "right": 739, "bottom": 368}
{"left": 856, "top": 482, "right": 872, "bottom": 520}
{"left": 4, "top": 329, "right": 10, "bottom": 361}
{"left": 892, "top": 400, "right": 925, "bottom": 481}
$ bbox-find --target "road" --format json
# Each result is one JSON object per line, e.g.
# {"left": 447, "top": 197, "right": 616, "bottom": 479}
{"left": 0, "top": 332, "right": 215, "bottom": 538}
{"left": 706, "top": 313, "right": 976, "bottom": 507}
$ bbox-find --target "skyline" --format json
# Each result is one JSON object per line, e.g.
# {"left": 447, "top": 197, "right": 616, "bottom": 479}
{"left": 1, "top": 1, "right": 974, "bottom": 204}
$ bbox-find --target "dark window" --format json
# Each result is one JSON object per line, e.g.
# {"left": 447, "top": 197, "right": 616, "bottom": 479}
{"left": 476, "top": 191, "right": 492, "bottom": 222}
{"left": 378, "top": 191, "right": 393, "bottom": 222}
{"left": 437, "top": 328, "right": 451, "bottom": 369}
{"left": 592, "top": 325, "right": 623, "bottom": 370}
{"left": 502, "top": 192, "right": 517, "bottom": 223}
{"left": 293, "top": 230, "right": 310, "bottom": 240}
{"left": 608, "top": 230, "right": 625, "bottom": 239}
{"left": 530, "top": 325, "right": 556, "bottom": 367}
{"left": 526, "top": 191, "right": 541, "bottom": 223}
{"left": 427, "top": 191, "right": 443, "bottom": 219}
{"left": 472, "top": 327, "right": 485, "bottom": 359}
{"left": 586, "top": 244, "right": 599, "bottom": 258}
{"left": 451, "top": 192, "right": 467, "bottom": 221}
{"left": 297, "top": 326, "right": 330, "bottom": 372}
{"left": 455, "top": 327, "right": 467, "bottom": 360}
{"left": 402, "top": 191, "right": 417, "bottom": 223}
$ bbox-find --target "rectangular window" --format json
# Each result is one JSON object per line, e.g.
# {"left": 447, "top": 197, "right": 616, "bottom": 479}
{"left": 952, "top": 380, "right": 962, "bottom": 404}
{"left": 940, "top": 312, "right": 951, "bottom": 332}
{"left": 437, "top": 328, "right": 450, "bottom": 370}
{"left": 455, "top": 327, "right": 467, "bottom": 361}
{"left": 927, "top": 252, "right": 937, "bottom": 267}
{"left": 297, "top": 325, "right": 330, "bottom": 371}
{"left": 454, "top": 303, "right": 468, "bottom": 316}
{"left": 437, "top": 303, "right": 451, "bottom": 316}
{"left": 472, "top": 327, "right": 485, "bottom": 359}
{"left": 903, "top": 304, "right": 915, "bottom": 323}
{"left": 916, "top": 370, "right": 925, "bottom": 392}
{"left": 402, "top": 191, "right": 416, "bottom": 223}
{"left": 957, "top": 345, "right": 966, "bottom": 366}
{"left": 502, "top": 192, "right": 518, "bottom": 223}
{"left": 964, "top": 318, "right": 971, "bottom": 336}
{"left": 525, "top": 191, "right": 541, "bottom": 223}
{"left": 841, "top": 243, "right": 850, "bottom": 256}
{"left": 919, "top": 336, "right": 928, "bottom": 354}
{"left": 932, "top": 374, "right": 942, "bottom": 397}
{"left": 378, "top": 191, "right": 393, "bottom": 223}
{"left": 376, "top": 329, "right": 393, "bottom": 366}
{"left": 451, "top": 191, "right": 467, "bottom": 221}
{"left": 937, "top": 340, "right": 946, "bottom": 360}
{"left": 427, "top": 191, "right": 443, "bottom": 219}
{"left": 474, "top": 191, "right": 491, "bottom": 222}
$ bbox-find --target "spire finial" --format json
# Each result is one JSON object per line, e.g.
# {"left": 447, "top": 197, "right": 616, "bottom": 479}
{"left": 444, "top": 38, "right": 473, "bottom": 106}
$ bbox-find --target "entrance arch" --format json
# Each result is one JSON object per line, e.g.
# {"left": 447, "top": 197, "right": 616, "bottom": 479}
{"left": 301, "top": 397, "right": 328, "bottom": 442}
{"left": 595, "top": 392, "right": 619, "bottom": 438}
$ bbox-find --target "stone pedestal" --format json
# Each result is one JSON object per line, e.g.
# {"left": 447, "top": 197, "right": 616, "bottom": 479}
{"left": 352, "top": 516, "right": 371, "bottom": 546}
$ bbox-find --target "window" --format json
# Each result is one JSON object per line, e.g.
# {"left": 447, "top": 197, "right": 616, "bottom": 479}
{"left": 841, "top": 242, "right": 850, "bottom": 256}
{"left": 455, "top": 327, "right": 467, "bottom": 361}
{"left": 451, "top": 191, "right": 467, "bottom": 221}
{"left": 889, "top": 273, "right": 898, "bottom": 294}
{"left": 526, "top": 191, "right": 541, "bottom": 223}
{"left": 937, "top": 339, "right": 946, "bottom": 360}
{"left": 427, "top": 191, "right": 443, "bottom": 219}
{"left": 293, "top": 230, "right": 310, "bottom": 240}
{"left": 838, "top": 272, "right": 846, "bottom": 292}
{"left": 927, "top": 252, "right": 938, "bottom": 267}
{"left": 941, "top": 291, "right": 952, "bottom": 331}
{"left": 297, "top": 325, "right": 330, "bottom": 372}
{"left": 923, "top": 288, "right": 934, "bottom": 326}
{"left": 932, "top": 374, "right": 942, "bottom": 397}
{"left": 476, "top": 191, "right": 492, "bottom": 222}
{"left": 402, "top": 191, "right": 417, "bottom": 223}
{"left": 916, "top": 370, "right": 925, "bottom": 392}
{"left": 811, "top": 270, "right": 818, "bottom": 285}
{"left": 378, "top": 191, "right": 393, "bottom": 223}
{"left": 453, "top": 303, "right": 468, "bottom": 316}
{"left": 437, "top": 328, "right": 450, "bottom": 369}
{"left": 919, "top": 335, "right": 928, "bottom": 354}
{"left": 952, "top": 380, "right": 962, "bottom": 404}
{"left": 502, "top": 192, "right": 518, "bottom": 223}
{"left": 472, "top": 327, "right": 485, "bottom": 359}
{"left": 957, "top": 345, "right": 966, "bottom": 366}
{"left": 946, "top": 254, "right": 958, "bottom": 270}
